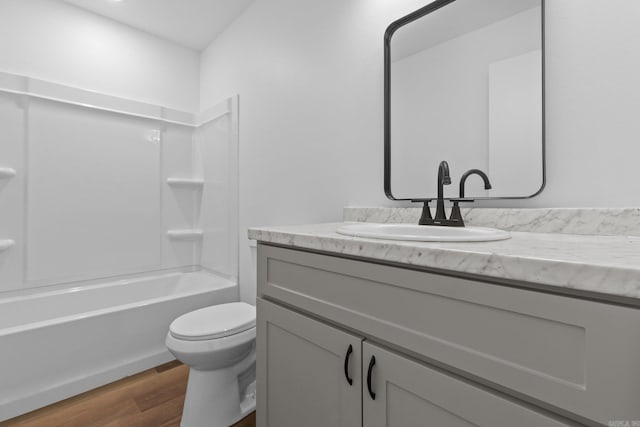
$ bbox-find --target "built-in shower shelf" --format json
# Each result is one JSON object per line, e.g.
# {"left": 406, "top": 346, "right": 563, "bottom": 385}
{"left": 167, "top": 229, "right": 204, "bottom": 241}
{"left": 0, "top": 168, "right": 16, "bottom": 179}
{"left": 167, "top": 178, "right": 204, "bottom": 188}
{"left": 0, "top": 239, "right": 15, "bottom": 252}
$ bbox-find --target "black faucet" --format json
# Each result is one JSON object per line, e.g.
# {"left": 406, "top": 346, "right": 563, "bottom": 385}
{"left": 450, "top": 169, "right": 492, "bottom": 225}
{"left": 419, "top": 161, "right": 458, "bottom": 226}
{"left": 435, "top": 161, "right": 451, "bottom": 220}
{"left": 459, "top": 169, "right": 491, "bottom": 198}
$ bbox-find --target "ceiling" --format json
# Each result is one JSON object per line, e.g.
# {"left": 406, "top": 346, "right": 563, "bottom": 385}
{"left": 62, "top": 0, "right": 255, "bottom": 51}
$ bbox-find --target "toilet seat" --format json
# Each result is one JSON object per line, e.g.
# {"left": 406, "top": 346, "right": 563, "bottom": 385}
{"left": 169, "top": 302, "right": 256, "bottom": 341}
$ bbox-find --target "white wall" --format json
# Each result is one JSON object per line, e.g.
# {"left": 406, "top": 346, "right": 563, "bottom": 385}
{"left": 529, "top": 0, "right": 640, "bottom": 208}
{"left": 0, "top": 0, "right": 200, "bottom": 112}
{"left": 200, "top": 0, "right": 640, "bottom": 304}
{"left": 199, "top": 0, "right": 437, "bottom": 303}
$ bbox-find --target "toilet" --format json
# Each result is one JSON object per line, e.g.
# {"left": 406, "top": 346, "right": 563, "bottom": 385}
{"left": 166, "top": 302, "right": 257, "bottom": 427}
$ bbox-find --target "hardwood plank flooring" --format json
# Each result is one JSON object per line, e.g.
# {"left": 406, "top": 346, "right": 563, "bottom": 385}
{"left": 2, "top": 362, "right": 256, "bottom": 427}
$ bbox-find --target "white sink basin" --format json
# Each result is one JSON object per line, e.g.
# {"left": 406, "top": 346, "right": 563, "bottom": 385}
{"left": 336, "top": 223, "right": 511, "bottom": 242}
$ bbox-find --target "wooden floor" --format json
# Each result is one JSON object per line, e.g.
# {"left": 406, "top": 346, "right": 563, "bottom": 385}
{"left": 2, "top": 361, "right": 256, "bottom": 427}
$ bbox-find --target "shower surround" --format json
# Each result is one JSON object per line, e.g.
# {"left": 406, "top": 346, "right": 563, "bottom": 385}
{"left": 0, "top": 71, "right": 239, "bottom": 420}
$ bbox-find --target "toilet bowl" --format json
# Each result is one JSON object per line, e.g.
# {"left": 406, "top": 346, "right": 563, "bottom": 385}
{"left": 166, "top": 302, "right": 257, "bottom": 427}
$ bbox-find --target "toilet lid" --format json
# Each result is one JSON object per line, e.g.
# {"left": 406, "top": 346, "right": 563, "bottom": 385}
{"left": 169, "top": 302, "right": 256, "bottom": 341}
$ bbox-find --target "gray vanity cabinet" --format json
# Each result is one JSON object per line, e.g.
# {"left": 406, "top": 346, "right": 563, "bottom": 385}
{"left": 256, "top": 298, "right": 362, "bottom": 427}
{"left": 257, "top": 243, "right": 640, "bottom": 426}
{"left": 256, "top": 297, "right": 574, "bottom": 427}
{"left": 363, "top": 342, "right": 573, "bottom": 427}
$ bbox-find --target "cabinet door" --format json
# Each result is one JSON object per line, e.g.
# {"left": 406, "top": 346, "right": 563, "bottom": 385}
{"left": 257, "top": 298, "right": 362, "bottom": 427}
{"left": 363, "top": 342, "right": 576, "bottom": 427}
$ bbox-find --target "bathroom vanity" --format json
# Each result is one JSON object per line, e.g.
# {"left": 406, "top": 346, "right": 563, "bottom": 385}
{"left": 250, "top": 212, "right": 640, "bottom": 427}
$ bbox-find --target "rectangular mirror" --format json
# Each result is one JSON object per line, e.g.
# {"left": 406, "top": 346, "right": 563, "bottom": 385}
{"left": 385, "top": 0, "right": 544, "bottom": 201}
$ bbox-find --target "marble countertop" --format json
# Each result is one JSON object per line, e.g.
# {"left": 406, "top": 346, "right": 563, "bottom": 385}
{"left": 248, "top": 222, "right": 640, "bottom": 301}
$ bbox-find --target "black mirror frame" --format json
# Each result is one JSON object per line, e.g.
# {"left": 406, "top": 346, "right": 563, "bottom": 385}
{"left": 384, "top": 0, "right": 546, "bottom": 202}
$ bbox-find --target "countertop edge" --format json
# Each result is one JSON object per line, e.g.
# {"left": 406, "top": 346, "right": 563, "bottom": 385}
{"left": 248, "top": 223, "right": 640, "bottom": 303}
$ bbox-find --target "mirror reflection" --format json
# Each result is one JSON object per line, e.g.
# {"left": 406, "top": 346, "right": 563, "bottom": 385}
{"left": 387, "top": 0, "right": 544, "bottom": 200}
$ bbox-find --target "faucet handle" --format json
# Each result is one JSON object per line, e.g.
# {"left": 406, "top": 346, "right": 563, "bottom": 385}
{"left": 449, "top": 200, "right": 465, "bottom": 226}
{"left": 418, "top": 201, "right": 433, "bottom": 225}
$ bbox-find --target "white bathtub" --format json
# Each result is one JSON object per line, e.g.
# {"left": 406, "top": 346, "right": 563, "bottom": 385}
{"left": 0, "top": 270, "right": 238, "bottom": 421}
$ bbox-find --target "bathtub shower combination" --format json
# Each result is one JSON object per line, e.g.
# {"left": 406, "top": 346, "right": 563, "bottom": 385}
{"left": 0, "top": 72, "right": 239, "bottom": 421}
